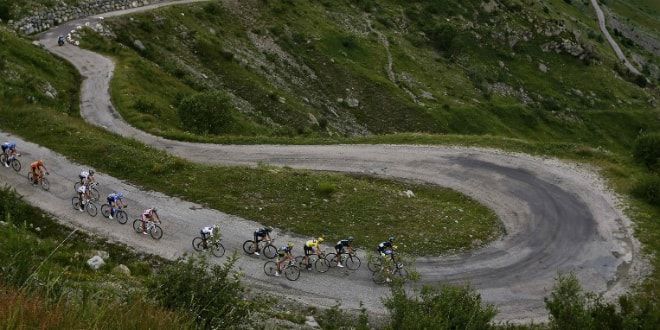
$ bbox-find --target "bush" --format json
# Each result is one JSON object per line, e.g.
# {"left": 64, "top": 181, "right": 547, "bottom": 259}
{"left": 632, "top": 174, "right": 660, "bottom": 206}
{"left": 384, "top": 284, "right": 497, "bottom": 329}
{"left": 0, "top": 0, "right": 11, "bottom": 21}
{"left": 426, "top": 23, "right": 459, "bottom": 54}
{"left": 633, "top": 133, "right": 660, "bottom": 171}
{"left": 317, "top": 182, "right": 337, "bottom": 196}
{"left": 176, "top": 91, "right": 235, "bottom": 135}
{"left": 147, "top": 255, "right": 252, "bottom": 328}
{"left": 544, "top": 273, "right": 659, "bottom": 329}
{"left": 316, "top": 304, "right": 370, "bottom": 330}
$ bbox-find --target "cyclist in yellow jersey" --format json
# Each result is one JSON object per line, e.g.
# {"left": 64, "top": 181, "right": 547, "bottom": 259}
{"left": 303, "top": 237, "right": 324, "bottom": 270}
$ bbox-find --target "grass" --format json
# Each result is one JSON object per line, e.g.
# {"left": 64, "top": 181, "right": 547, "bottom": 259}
{"left": 0, "top": 26, "right": 500, "bottom": 256}
{"left": 75, "top": 0, "right": 656, "bottom": 149}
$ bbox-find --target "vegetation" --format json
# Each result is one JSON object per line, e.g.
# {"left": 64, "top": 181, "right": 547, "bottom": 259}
{"left": 544, "top": 273, "right": 659, "bottom": 329}
{"left": 0, "top": 26, "right": 499, "bottom": 256}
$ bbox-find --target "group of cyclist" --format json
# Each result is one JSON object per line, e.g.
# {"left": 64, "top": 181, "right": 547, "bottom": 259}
{"left": 5, "top": 140, "right": 399, "bottom": 279}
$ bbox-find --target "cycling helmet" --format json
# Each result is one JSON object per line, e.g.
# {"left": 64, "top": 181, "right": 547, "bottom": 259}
{"left": 89, "top": 169, "right": 95, "bottom": 175}
{"left": 8, "top": 142, "right": 16, "bottom": 148}
{"left": 388, "top": 236, "right": 395, "bottom": 242}
{"left": 317, "top": 237, "right": 324, "bottom": 243}
{"left": 117, "top": 192, "right": 124, "bottom": 199}
{"left": 347, "top": 236, "right": 354, "bottom": 242}
{"left": 287, "top": 242, "right": 294, "bottom": 248}
{"left": 265, "top": 226, "right": 273, "bottom": 232}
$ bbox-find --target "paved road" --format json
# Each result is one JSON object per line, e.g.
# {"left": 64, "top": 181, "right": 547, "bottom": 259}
{"left": 1, "top": 0, "right": 646, "bottom": 323}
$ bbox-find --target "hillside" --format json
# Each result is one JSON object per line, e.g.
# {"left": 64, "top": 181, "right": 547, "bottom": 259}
{"left": 68, "top": 0, "right": 659, "bottom": 150}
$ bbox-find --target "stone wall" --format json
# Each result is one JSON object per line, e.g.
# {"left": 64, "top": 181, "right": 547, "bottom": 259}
{"left": 9, "top": 0, "right": 168, "bottom": 34}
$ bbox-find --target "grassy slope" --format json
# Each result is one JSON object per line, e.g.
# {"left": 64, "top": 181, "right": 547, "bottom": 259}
{"left": 0, "top": 27, "right": 499, "bottom": 256}
{"left": 80, "top": 0, "right": 657, "bottom": 152}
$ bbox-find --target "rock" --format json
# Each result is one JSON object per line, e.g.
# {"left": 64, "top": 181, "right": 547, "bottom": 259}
{"left": 87, "top": 256, "right": 105, "bottom": 270}
{"left": 92, "top": 250, "right": 110, "bottom": 260}
{"left": 0, "top": 221, "right": 7, "bottom": 226}
{"left": 113, "top": 264, "right": 131, "bottom": 276}
{"left": 538, "top": 63, "right": 548, "bottom": 73}
{"left": 305, "top": 316, "right": 320, "bottom": 329}
{"left": 345, "top": 98, "right": 360, "bottom": 108}
{"left": 420, "top": 91, "right": 436, "bottom": 100}
{"left": 133, "top": 39, "right": 146, "bottom": 51}
{"left": 401, "top": 190, "right": 415, "bottom": 198}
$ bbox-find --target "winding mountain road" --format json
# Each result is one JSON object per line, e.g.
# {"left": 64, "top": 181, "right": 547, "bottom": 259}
{"left": 0, "top": 0, "right": 647, "bottom": 323}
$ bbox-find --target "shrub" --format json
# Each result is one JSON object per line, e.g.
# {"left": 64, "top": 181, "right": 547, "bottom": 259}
{"left": 633, "top": 133, "right": 660, "bottom": 171}
{"left": 316, "top": 303, "right": 370, "bottom": 330}
{"left": 632, "top": 174, "right": 660, "bottom": 206}
{"left": 544, "top": 273, "right": 659, "bottom": 329}
{"left": 132, "top": 98, "right": 159, "bottom": 116}
{"left": 426, "top": 23, "right": 459, "bottom": 54}
{"left": 384, "top": 284, "right": 497, "bottom": 329}
{"left": 317, "top": 182, "right": 337, "bottom": 196}
{"left": 0, "top": 0, "right": 11, "bottom": 21}
{"left": 176, "top": 91, "right": 235, "bottom": 135}
{"left": 147, "top": 255, "right": 252, "bottom": 328}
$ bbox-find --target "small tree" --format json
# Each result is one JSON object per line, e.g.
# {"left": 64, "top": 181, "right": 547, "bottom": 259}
{"left": 176, "top": 91, "right": 234, "bottom": 135}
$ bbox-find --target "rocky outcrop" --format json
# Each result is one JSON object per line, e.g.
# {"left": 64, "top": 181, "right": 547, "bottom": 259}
{"left": 9, "top": 1, "right": 169, "bottom": 35}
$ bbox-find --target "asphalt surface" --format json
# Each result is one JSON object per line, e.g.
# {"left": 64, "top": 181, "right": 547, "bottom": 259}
{"left": 0, "top": 0, "right": 646, "bottom": 323}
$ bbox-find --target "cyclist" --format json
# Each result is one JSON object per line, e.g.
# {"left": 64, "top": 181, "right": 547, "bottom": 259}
{"left": 200, "top": 224, "right": 221, "bottom": 249}
{"left": 79, "top": 168, "right": 95, "bottom": 186}
{"left": 275, "top": 242, "right": 295, "bottom": 277}
{"left": 30, "top": 160, "right": 49, "bottom": 185}
{"left": 1, "top": 142, "right": 17, "bottom": 167}
{"left": 140, "top": 207, "right": 160, "bottom": 235}
{"left": 377, "top": 236, "right": 396, "bottom": 262}
{"left": 106, "top": 192, "right": 127, "bottom": 220}
{"left": 334, "top": 236, "right": 355, "bottom": 268}
{"left": 253, "top": 227, "right": 273, "bottom": 256}
{"left": 76, "top": 183, "right": 91, "bottom": 212}
{"left": 303, "top": 237, "right": 324, "bottom": 270}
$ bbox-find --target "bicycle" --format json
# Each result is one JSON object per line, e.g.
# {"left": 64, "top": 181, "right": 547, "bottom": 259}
{"left": 295, "top": 251, "right": 330, "bottom": 273}
{"left": 71, "top": 196, "right": 98, "bottom": 217}
{"left": 27, "top": 172, "right": 49, "bottom": 191}
{"left": 242, "top": 238, "right": 277, "bottom": 259}
{"left": 326, "top": 249, "right": 361, "bottom": 270}
{"left": 100, "top": 204, "right": 128, "bottom": 224}
{"left": 367, "top": 252, "right": 398, "bottom": 272}
{"left": 372, "top": 261, "right": 408, "bottom": 285}
{"left": 132, "top": 218, "right": 163, "bottom": 240}
{"left": 0, "top": 153, "right": 21, "bottom": 172}
{"left": 192, "top": 236, "right": 225, "bottom": 257}
{"left": 264, "top": 258, "right": 300, "bottom": 281}
{"left": 74, "top": 181, "right": 100, "bottom": 201}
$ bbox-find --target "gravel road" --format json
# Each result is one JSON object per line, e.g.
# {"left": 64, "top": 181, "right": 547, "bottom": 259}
{"left": 1, "top": 0, "right": 648, "bottom": 323}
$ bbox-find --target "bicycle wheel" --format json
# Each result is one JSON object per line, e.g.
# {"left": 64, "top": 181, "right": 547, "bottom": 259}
{"left": 243, "top": 240, "right": 257, "bottom": 254}
{"left": 345, "top": 254, "right": 361, "bottom": 270}
{"left": 326, "top": 253, "right": 339, "bottom": 268}
{"left": 74, "top": 181, "right": 81, "bottom": 190}
{"left": 0, "top": 155, "right": 5, "bottom": 165}
{"left": 294, "top": 256, "right": 305, "bottom": 268}
{"left": 40, "top": 178, "right": 49, "bottom": 191}
{"left": 150, "top": 224, "right": 163, "bottom": 240}
{"left": 284, "top": 265, "right": 300, "bottom": 281}
{"left": 11, "top": 159, "right": 21, "bottom": 172}
{"left": 89, "top": 187, "right": 100, "bottom": 201}
{"left": 367, "top": 257, "right": 382, "bottom": 272}
{"left": 394, "top": 264, "right": 408, "bottom": 278}
{"left": 263, "top": 244, "right": 277, "bottom": 259}
{"left": 86, "top": 202, "right": 98, "bottom": 217}
{"left": 192, "top": 237, "right": 204, "bottom": 252}
{"left": 132, "top": 219, "right": 144, "bottom": 233}
{"left": 211, "top": 242, "right": 225, "bottom": 257}
{"left": 263, "top": 261, "right": 277, "bottom": 276}
{"left": 72, "top": 197, "right": 81, "bottom": 210}
{"left": 372, "top": 270, "right": 388, "bottom": 285}
{"left": 101, "top": 204, "right": 111, "bottom": 217}
{"left": 27, "top": 172, "right": 33, "bottom": 182}
{"left": 115, "top": 210, "right": 128, "bottom": 224}
{"left": 315, "top": 258, "right": 330, "bottom": 273}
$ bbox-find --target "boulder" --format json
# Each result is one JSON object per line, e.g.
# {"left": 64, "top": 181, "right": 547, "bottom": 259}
{"left": 113, "top": 264, "right": 131, "bottom": 276}
{"left": 133, "top": 39, "right": 146, "bottom": 51}
{"left": 87, "top": 256, "right": 105, "bottom": 270}
{"left": 538, "top": 63, "right": 548, "bottom": 73}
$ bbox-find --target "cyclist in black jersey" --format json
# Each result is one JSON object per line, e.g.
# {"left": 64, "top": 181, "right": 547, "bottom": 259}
{"left": 253, "top": 227, "right": 273, "bottom": 256}
{"left": 334, "top": 237, "right": 354, "bottom": 268}
{"left": 377, "top": 236, "right": 396, "bottom": 261}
